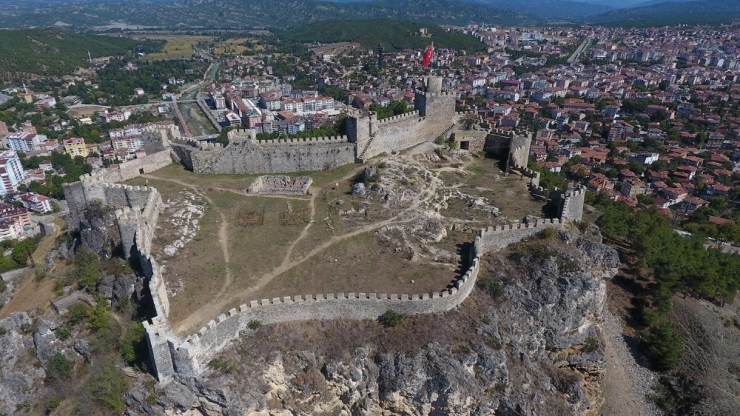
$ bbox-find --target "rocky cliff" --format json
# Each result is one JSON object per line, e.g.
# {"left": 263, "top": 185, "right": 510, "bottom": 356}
{"left": 125, "top": 229, "right": 620, "bottom": 416}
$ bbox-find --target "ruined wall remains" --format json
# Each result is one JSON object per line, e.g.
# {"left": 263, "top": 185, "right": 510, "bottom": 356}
{"left": 247, "top": 176, "right": 313, "bottom": 195}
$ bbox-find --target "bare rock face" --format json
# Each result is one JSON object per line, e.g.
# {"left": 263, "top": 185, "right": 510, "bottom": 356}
{"left": 0, "top": 312, "right": 46, "bottom": 415}
{"left": 126, "top": 230, "right": 619, "bottom": 415}
{"left": 79, "top": 209, "right": 120, "bottom": 259}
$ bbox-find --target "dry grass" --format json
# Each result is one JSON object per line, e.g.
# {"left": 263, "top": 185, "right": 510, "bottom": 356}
{"left": 0, "top": 218, "right": 66, "bottom": 318}
{"left": 213, "top": 38, "right": 262, "bottom": 55}
{"left": 250, "top": 231, "right": 457, "bottom": 302}
{"left": 66, "top": 105, "right": 108, "bottom": 118}
{"left": 439, "top": 156, "right": 544, "bottom": 221}
{"left": 141, "top": 35, "right": 213, "bottom": 60}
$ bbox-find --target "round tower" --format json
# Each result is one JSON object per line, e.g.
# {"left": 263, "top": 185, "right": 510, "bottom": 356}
{"left": 427, "top": 76, "right": 443, "bottom": 95}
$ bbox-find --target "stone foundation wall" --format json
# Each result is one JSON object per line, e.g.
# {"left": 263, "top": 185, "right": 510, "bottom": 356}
{"left": 247, "top": 176, "right": 313, "bottom": 195}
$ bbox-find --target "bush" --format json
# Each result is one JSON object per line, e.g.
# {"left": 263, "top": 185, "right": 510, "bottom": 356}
{"left": 56, "top": 325, "right": 72, "bottom": 341}
{"left": 581, "top": 336, "right": 599, "bottom": 353}
{"left": 74, "top": 246, "right": 101, "bottom": 290}
{"left": 120, "top": 321, "right": 146, "bottom": 366}
{"left": 47, "top": 395, "right": 62, "bottom": 413}
{"left": 379, "top": 310, "right": 404, "bottom": 327}
{"left": 0, "top": 326, "right": 6, "bottom": 335}
{"left": 0, "top": 278, "right": 6, "bottom": 293}
{"left": 67, "top": 303, "right": 90, "bottom": 326}
{"left": 645, "top": 319, "right": 683, "bottom": 371}
{"left": 538, "top": 227, "right": 555, "bottom": 239}
{"left": 47, "top": 353, "right": 74, "bottom": 382}
{"left": 207, "top": 357, "right": 234, "bottom": 374}
{"left": 247, "top": 320, "right": 261, "bottom": 331}
{"left": 89, "top": 363, "right": 128, "bottom": 413}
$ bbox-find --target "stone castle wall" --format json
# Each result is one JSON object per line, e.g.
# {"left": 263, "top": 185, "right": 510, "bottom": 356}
{"left": 62, "top": 165, "right": 585, "bottom": 384}
{"left": 174, "top": 134, "right": 356, "bottom": 174}
{"left": 176, "top": 76, "right": 457, "bottom": 173}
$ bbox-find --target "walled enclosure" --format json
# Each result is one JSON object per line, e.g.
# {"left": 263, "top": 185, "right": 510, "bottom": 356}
{"left": 59, "top": 87, "right": 586, "bottom": 383}
{"left": 62, "top": 158, "right": 584, "bottom": 383}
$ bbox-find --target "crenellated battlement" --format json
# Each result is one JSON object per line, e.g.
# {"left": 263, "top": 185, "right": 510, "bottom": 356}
{"left": 376, "top": 111, "right": 421, "bottom": 124}
{"left": 257, "top": 135, "right": 349, "bottom": 145}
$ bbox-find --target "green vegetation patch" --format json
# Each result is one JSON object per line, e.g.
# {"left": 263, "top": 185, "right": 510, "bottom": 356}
{"left": 276, "top": 19, "right": 487, "bottom": 53}
{"left": 0, "top": 28, "right": 162, "bottom": 79}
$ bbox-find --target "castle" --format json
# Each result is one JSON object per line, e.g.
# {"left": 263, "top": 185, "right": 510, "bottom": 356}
{"left": 170, "top": 76, "right": 457, "bottom": 174}
{"left": 61, "top": 76, "right": 585, "bottom": 383}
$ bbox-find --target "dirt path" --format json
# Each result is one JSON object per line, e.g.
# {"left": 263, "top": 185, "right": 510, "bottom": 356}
{"left": 142, "top": 174, "right": 235, "bottom": 300}
{"left": 172, "top": 156, "right": 445, "bottom": 334}
{"left": 0, "top": 219, "right": 64, "bottom": 319}
{"left": 600, "top": 311, "right": 661, "bottom": 416}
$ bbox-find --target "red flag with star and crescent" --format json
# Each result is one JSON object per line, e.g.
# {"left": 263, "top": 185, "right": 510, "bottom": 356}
{"left": 422, "top": 43, "right": 434, "bottom": 68}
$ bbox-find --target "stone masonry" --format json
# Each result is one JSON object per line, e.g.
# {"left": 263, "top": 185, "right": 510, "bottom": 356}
{"left": 62, "top": 166, "right": 584, "bottom": 383}
{"left": 247, "top": 176, "right": 313, "bottom": 195}
{"left": 172, "top": 76, "right": 457, "bottom": 174}
{"left": 57, "top": 88, "right": 586, "bottom": 383}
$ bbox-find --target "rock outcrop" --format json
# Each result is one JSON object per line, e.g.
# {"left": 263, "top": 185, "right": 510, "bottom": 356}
{"left": 125, "top": 230, "right": 620, "bottom": 415}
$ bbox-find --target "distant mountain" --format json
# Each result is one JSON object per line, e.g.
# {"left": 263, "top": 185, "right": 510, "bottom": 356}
{"left": 466, "top": 0, "right": 614, "bottom": 19}
{"left": 0, "top": 0, "right": 541, "bottom": 29}
{"left": 587, "top": 0, "right": 740, "bottom": 26}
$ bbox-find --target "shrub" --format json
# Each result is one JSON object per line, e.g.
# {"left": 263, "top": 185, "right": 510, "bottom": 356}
{"left": 0, "top": 326, "right": 6, "bottom": 335}
{"left": 56, "top": 325, "right": 72, "bottom": 341}
{"left": 74, "top": 247, "right": 101, "bottom": 290}
{"left": 120, "top": 321, "right": 147, "bottom": 366}
{"left": 538, "top": 227, "right": 555, "bottom": 239}
{"left": 247, "top": 320, "right": 261, "bottom": 330}
{"left": 47, "top": 353, "right": 74, "bottom": 382}
{"left": 47, "top": 395, "right": 62, "bottom": 413}
{"left": 67, "top": 303, "right": 90, "bottom": 326}
{"left": 379, "top": 310, "right": 404, "bottom": 327}
{"left": 89, "top": 363, "right": 128, "bottom": 413}
{"left": 0, "top": 278, "right": 6, "bottom": 293}
{"left": 207, "top": 357, "right": 234, "bottom": 374}
{"left": 581, "top": 336, "right": 599, "bottom": 353}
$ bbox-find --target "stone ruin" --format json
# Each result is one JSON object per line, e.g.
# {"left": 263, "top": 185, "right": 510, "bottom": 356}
{"left": 247, "top": 175, "right": 313, "bottom": 195}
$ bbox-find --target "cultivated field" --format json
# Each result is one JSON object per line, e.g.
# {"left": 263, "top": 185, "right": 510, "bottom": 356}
{"left": 213, "top": 38, "right": 263, "bottom": 56}
{"left": 137, "top": 35, "right": 213, "bottom": 60}
{"left": 129, "top": 148, "right": 547, "bottom": 334}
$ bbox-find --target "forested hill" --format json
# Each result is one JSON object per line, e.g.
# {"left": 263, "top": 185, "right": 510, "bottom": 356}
{"left": 0, "top": 0, "right": 539, "bottom": 30}
{"left": 587, "top": 0, "right": 740, "bottom": 26}
{"left": 0, "top": 28, "right": 161, "bottom": 79}
{"left": 276, "top": 20, "right": 487, "bottom": 53}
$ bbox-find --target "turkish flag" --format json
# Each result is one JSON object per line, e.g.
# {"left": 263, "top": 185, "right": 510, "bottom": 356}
{"left": 422, "top": 44, "right": 434, "bottom": 68}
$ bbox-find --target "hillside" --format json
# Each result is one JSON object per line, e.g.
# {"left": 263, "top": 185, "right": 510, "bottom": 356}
{"left": 469, "top": 0, "right": 614, "bottom": 20}
{"left": 0, "top": 0, "right": 540, "bottom": 29}
{"left": 0, "top": 28, "right": 161, "bottom": 79}
{"left": 587, "top": 0, "right": 740, "bottom": 26}
{"left": 276, "top": 20, "right": 487, "bottom": 53}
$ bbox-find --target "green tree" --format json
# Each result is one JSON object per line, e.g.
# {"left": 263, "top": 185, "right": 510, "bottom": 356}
{"left": 645, "top": 319, "right": 683, "bottom": 371}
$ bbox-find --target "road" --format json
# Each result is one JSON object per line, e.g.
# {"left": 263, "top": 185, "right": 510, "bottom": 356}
{"left": 568, "top": 37, "right": 592, "bottom": 64}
